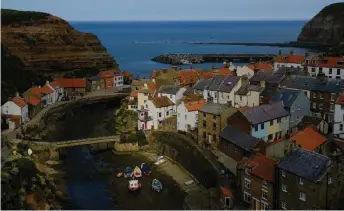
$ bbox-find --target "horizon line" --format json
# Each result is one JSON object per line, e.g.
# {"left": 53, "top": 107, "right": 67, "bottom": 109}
{"left": 69, "top": 19, "right": 308, "bottom": 22}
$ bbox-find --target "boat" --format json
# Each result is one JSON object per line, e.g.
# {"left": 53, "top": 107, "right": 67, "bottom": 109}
{"left": 184, "top": 180, "right": 194, "bottom": 186}
{"left": 128, "top": 179, "right": 142, "bottom": 191}
{"left": 117, "top": 172, "right": 123, "bottom": 178}
{"left": 124, "top": 167, "right": 133, "bottom": 178}
{"left": 151, "top": 179, "right": 163, "bottom": 192}
{"left": 140, "top": 163, "right": 151, "bottom": 176}
{"left": 154, "top": 156, "right": 166, "bottom": 166}
{"left": 133, "top": 166, "right": 142, "bottom": 178}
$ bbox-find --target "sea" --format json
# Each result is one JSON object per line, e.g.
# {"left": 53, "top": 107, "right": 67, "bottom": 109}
{"left": 71, "top": 21, "right": 307, "bottom": 77}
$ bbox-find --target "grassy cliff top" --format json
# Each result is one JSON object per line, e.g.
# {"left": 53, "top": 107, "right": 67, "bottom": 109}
{"left": 1, "top": 9, "right": 51, "bottom": 25}
{"left": 317, "top": 3, "right": 344, "bottom": 17}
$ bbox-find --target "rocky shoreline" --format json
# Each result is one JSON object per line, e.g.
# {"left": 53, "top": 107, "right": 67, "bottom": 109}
{"left": 152, "top": 53, "right": 276, "bottom": 65}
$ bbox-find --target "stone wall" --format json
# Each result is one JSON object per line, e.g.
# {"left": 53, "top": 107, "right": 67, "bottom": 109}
{"left": 114, "top": 142, "right": 139, "bottom": 152}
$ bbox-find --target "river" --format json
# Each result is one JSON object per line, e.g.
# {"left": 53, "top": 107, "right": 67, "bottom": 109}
{"left": 45, "top": 98, "right": 185, "bottom": 210}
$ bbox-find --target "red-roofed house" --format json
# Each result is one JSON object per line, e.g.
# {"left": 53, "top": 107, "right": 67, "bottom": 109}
{"left": 238, "top": 153, "right": 276, "bottom": 210}
{"left": 305, "top": 56, "right": 344, "bottom": 79}
{"left": 177, "top": 99, "right": 206, "bottom": 131}
{"left": 1, "top": 94, "right": 29, "bottom": 128}
{"left": 334, "top": 94, "right": 344, "bottom": 139}
{"left": 178, "top": 69, "right": 203, "bottom": 87}
{"left": 247, "top": 62, "right": 273, "bottom": 73}
{"left": 98, "top": 70, "right": 115, "bottom": 89}
{"left": 53, "top": 78, "right": 87, "bottom": 96}
{"left": 290, "top": 127, "right": 327, "bottom": 152}
{"left": 273, "top": 51, "right": 305, "bottom": 71}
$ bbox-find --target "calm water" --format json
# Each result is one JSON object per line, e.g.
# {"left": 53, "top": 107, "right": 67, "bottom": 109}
{"left": 71, "top": 21, "right": 307, "bottom": 77}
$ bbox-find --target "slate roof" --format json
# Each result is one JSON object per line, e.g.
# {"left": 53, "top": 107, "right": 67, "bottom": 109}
{"left": 266, "top": 74, "right": 285, "bottom": 84}
{"left": 236, "top": 84, "right": 262, "bottom": 95}
{"left": 277, "top": 148, "right": 330, "bottom": 182}
{"left": 208, "top": 75, "right": 227, "bottom": 91}
{"left": 271, "top": 89, "right": 300, "bottom": 108}
{"left": 246, "top": 153, "right": 276, "bottom": 183}
{"left": 199, "top": 103, "right": 230, "bottom": 115}
{"left": 217, "top": 76, "right": 240, "bottom": 93}
{"left": 87, "top": 76, "right": 102, "bottom": 81}
{"left": 220, "top": 125, "right": 260, "bottom": 151}
{"left": 158, "top": 85, "right": 180, "bottom": 95}
{"left": 152, "top": 96, "right": 174, "bottom": 108}
{"left": 275, "top": 67, "right": 305, "bottom": 76}
{"left": 242, "top": 101, "right": 289, "bottom": 125}
{"left": 193, "top": 79, "right": 212, "bottom": 90}
{"left": 183, "top": 87, "right": 194, "bottom": 96}
{"left": 249, "top": 70, "right": 270, "bottom": 83}
{"left": 281, "top": 75, "right": 343, "bottom": 93}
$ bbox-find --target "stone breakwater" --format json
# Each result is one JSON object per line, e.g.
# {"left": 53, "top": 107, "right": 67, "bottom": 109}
{"left": 152, "top": 53, "right": 276, "bottom": 65}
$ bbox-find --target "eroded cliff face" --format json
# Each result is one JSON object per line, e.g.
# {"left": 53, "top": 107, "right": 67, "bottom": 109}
{"left": 1, "top": 9, "right": 117, "bottom": 76}
{"left": 297, "top": 3, "right": 344, "bottom": 45}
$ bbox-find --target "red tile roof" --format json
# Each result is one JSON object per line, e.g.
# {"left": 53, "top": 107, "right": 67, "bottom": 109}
{"left": 98, "top": 70, "right": 115, "bottom": 79}
{"left": 274, "top": 54, "right": 305, "bottom": 64}
{"left": 238, "top": 106, "right": 249, "bottom": 112}
{"left": 180, "top": 70, "right": 202, "bottom": 86}
{"left": 152, "top": 96, "right": 174, "bottom": 108}
{"left": 318, "top": 57, "right": 344, "bottom": 68}
{"left": 246, "top": 153, "right": 275, "bottom": 183}
{"left": 214, "top": 68, "right": 233, "bottom": 76}
{"left": 220, "top": 186, "right": 233, "bottom": 198}
{"left": 291, "top": 127, "right": 326, "bottom": 151}
{"left": 203, "top": 71, "right": 214, "bottom": 79}
{"left": 12, "top": 97, "right": 27, "bottom": 108}
{"left": 130, "top": 91, "right": 138, "bottom": 97}
{"left": 10, "top": 115, "right": 21, "bottom": 121}
{"left": 41, "top": 84, "right": 54, "bottom": 94}
{"left": 248, "top": 62, "right": 273, "bottom": 71}
{"left": 53, "top": 78, "right": 87, "bottom": 88}
{"left": 336, "top": 94, "right": 344, "bottom": 105}
{"left": 184, "top": 99, "right": 206, "bottom": 112}
{"left": 25, "top": 95, "right": 41, "bottom": 106}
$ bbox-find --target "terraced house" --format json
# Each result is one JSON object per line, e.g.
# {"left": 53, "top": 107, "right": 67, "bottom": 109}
{"left": 177, "top": 99, "right": 206, "bottom": 132}
{"left": 304, "top": 56, "right": 344, "bottom": 79}
{"left": 334, "top": 94, "right": 344, "bottom": 139}
{"left": 198, "top": 103, "right": 237, "bottom": 149}
{"left": 227, "top": 101, "right": 289, "bottom": 142}
{"left": 273, "top": 51, "right": 305, "bottom": 71}
{"left": 237, "top": 153, "right": 275, "bottom": 210}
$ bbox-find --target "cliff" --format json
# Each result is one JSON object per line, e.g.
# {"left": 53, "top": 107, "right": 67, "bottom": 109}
{"left": 1, "top": 9, "right": 118, "bottom": 103}
{"left": 297, "top": 3, "right": 344, "bottom": 45}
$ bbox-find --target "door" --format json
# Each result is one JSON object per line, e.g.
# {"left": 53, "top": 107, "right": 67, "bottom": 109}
{"left": 252, "top": 198, "right": 260, "bottom": 210}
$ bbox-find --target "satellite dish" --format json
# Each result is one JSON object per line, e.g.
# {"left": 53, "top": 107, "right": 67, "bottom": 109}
{"left": 28, "top": 148, "right": 33, "bottom": 156}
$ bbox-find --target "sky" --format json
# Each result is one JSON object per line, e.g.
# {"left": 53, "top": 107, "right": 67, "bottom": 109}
{"left": 1, "top": 0, "right": 343, "bottom": 21}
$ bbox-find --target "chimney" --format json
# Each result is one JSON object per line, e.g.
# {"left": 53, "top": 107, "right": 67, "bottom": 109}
{"left": 290, "top": 49, "right": 294, "bottom": 55}
{"left": 46, "top": 81, "right": 50, "bottom": 84}
{"left": 15, "top": 92, "right": 19, "bottom": 97}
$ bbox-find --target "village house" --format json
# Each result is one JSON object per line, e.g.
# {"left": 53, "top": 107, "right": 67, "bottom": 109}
{"left": 198, "top": 103, "right": 237, "bottom": 149}
{"left": 23, "top": 86, "right": 50, "bottom": 107}
{"left": 290, "top": 127, "right": 327, "bottom": 153}
{"left": 203, "top": 76, "right": 227, "bottom": 103}
{"left": 259, "top": 86, "right": 279, "bottom": 105}
{"left": 237, "top": 153, "right": 275, "bottom": 210}
{"left": 280, "top": 75, "right": 315, "bottom": 99}
{"left": 44, "top": 80, "right": 63, "bottom": 103}
{"left": 218, "top": 125, "right": 266, "bottom": 175}
{"left": 138, "top": 96, "right": 176, "bottom": 130}
{"left": 177, "top": 69, "right": 203, "bottom": 87}
{"left": 137, "top": 81, "right": 156, "bottom": 110}
{"left": 53, "top": 78, "right": 87, "bottom": 96}
{"left": 157, "top": 85, "right": 186, "bottom": 104}
{"left": 228, "top": 101, "right": 290, "bottom": 142}
{"left": 114, "top": 72, "right": 124, "bottom": 87}
{"left": 273, "top": 51, "right": 305, "bottom": 71}
{"left": 1, "top": 95, "right": 29, "bottom": 128}
{"left": 234, "top": 83, "right": 263, "bottom": 108}
{"left": 131, "top": 79, "right": 150, "bottom": 92}
{"left": 276, "top": 148, "right": 340, "bottom": 210}
{"left": 177, "top": 99, "right": 206, "bottom": 132}
{"left": 297, "top": 115, "right": 329, "bottom": 135}
{"left": 235, "top": 65, "right": 255, "bottom": 78}
{"left": 333, "top": 94, "right": 344, "bottom": 139}
{"left": 86, "top": 76, "right": 105, "bottom": 92}
{"left": 248, "top": 62, "right": 273, "bottom": 73}
{"left": 98, "top": 70, "right": 115, "bottom": 89}
{"left": 271, "top": 89, "right": 310, "bottom": 132}
{"left": 304, "top": 56, "right": 344, "bottom": 79}
{"left": 193, "top": 78, "right": 212, "bottom": 96}
{"left": 274, "top": 66, "right": 306, "bottom": 76}
{"left": 22, "top": 89, "right": 42, "bottom": 119}
{"left": 128, "top": 91, "right": 138, "bottom": 112}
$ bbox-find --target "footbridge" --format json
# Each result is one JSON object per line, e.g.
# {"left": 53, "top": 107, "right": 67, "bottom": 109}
{"left": 54, "top": 135, "right": 120, "bottom": 148}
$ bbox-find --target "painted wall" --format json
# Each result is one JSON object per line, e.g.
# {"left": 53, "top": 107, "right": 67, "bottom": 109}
{"left": 334, "top": 103, "right": 344, "bottom": 138}
{"left": 289, "top": 92, "right": 310, "bottom": 130}
{"left": 1, "top": 101, "right": 21, "bottom": 116}
{"left": 251, "top": 122, "right": 267, "bottom": 141}
{"left": 266, "top": 119, "right": 281, "bottom": 141}
{"left": 247, "top": 91, "right": 261, "bottom": 107}
{"left": 236, "top": 66, "right": 254, "bottom": 78}
{"left": 177, "top": 102, "right": 198, "bottom": 132}
{"left": 218, "top": 80, "right": 242, "bottom": 106}
{"left": 235, "top": 94, "right": 248, "bottom": 107}
{"left": 307, "top": 67, "right": 344, "bottom": 79}
{"left": 274, "top": 62, "right": 303, "bottom": 71}
{"left": 114, "top": 75, "right": 124, "bottom": 87}
{"left": 137, "top": 92, "right": 149, "bottom": 110}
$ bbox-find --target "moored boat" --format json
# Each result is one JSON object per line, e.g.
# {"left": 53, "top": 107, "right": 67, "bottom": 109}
{"left": 141, "top": 163, "right": 151, "bottom": 176}
{"left": 133, "top": 166, "right": 142, "bottom": 178}
{"left": 124, "top": 167, "right": 133, "bottom": 178}
{"left": 151, "top": 179, "right": 163, "bottom": 192}
{"left": 154, "top": 156, "right": 166, "bottom": 166}
{"left": 128, "top": 179, "right": 142, "bottom": 191}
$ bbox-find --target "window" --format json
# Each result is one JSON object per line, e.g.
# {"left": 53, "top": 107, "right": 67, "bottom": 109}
{"left": 166, "top": 111, "right": 169, "bottom": 116}
{"left": 319, "top": 67, "right": 323, "bottom": 73}
{"left": 296, "top": 116, "right": 300, "bottom": 121}
{"left": 213, "top": 134, "right": 216, "bottom": 142}
{"left": 304, "top": 91, "right": 307, "bottom": 96}
{"left": 170, "top": 94, "right": 172, "bottom": 98}
{"left": 281, "top": 201, "right": 287, "bottom": 210}
{"left": 225, "top": 197, "right": 231, "bottom": 209}
{"left": 320, "top": 93, "right": 324, "bottom": 99}
{"left": 312, "top": 92, "right": 316, "bottom": 98}
{"left": 312, "top": 68, "right": 315, "bottom": 72}
{"left": 203, "top": 132, "right": 206, "bottom": 138}
{"left": 244, "top": 192, "right": 251, "bottom": 203}
{"left": 319, "top": 103, "right": 323, "bottom": 110}
{"left": 240, "top": 96, "right": 242, "bottom": 101}
{"left": 244, "top": 178, "right": 251, "bottom": 189}
{"left": 330, "top": 104, "right": 335, "bottom": 111}
{"left": 213, "top": 115, "right": 216, "bottom": 120}
{"left": 331, "top": 94, "right": 337, "bottom": 101}
{"left": 268, "top": 134, "right": 273, "bottom": 140}
{"left": 270, "top": 120, "right": 273, "bottom": 126}
{"left": 213, "top": 123, "right": 216, "bottom": 131}
{"left": 185, "top": 115, "right": 187, "bottom": 120}
{"left": 282, "top": 184, "right": 287, "bottom": 192}
{"left": 254, "top": 125, "right": 258, "bottom": 132}
{"left": 245, "top": 168, "right": 251, "bottom": 175}
{"left": 340, "top": 124, "right": 343, "bottom": 131}
{"left": 158, "top": 112, "right": 162, "bottom": 118}
{"left": 341, "top": 105, "right": 344, "bottom": 110}
{"left": 299, "top": 177, "right": 304, "bottom": 185}
{"left": 337, "top": 69, "right": 341, "bottom": 75}
{"left": 329, "top": 68, "right": 332, "bottom": 74}
{"left": 313, "top": 102, "right": 316, "bottom": 109}
{"left": 261, "top": 123, "right": 264, "bottom": 130}
{"left": 203, "top": 113, "right": 206, "bottom": 117}
{"left": 203, "top": 120, "right": 206, "bottom": 128}
{"left": 281, "top": 170, "right": 285, "bottom": 177}
{"left": 277, "top": 118, "right": 281, "bottom": 123}
{"left": 262, "top": 189, "right": 268, "bottom": 200}
{"left": 299, "top": 192, "right": 306, "bottom": 201}
{"left": 328, "top": 176, "right": 332, "bottom": 184}
{"left": 145, "top": 104, "right": 148, "bottom": 108}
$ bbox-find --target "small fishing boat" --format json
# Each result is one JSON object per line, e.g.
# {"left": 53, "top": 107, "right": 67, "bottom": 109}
{"left": 133, "top": 166, "right": 142, "bottom": 178}
{"left": 151, "top": 179, "right": 163, "bottom": 192}
{"left": 128, "top": 179, "right": 142, "bottom": 191}
{"left": 124, "top": 167, "right": 133, "bottom": 178}
{"left": 141, "top": 163, "right": 151, "bottom": 176}
{"left": 117, "top": 172, "right": 123, "bottom": 178}
{"left": 154, "top": 156, "right": 166, "bottom": 166}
